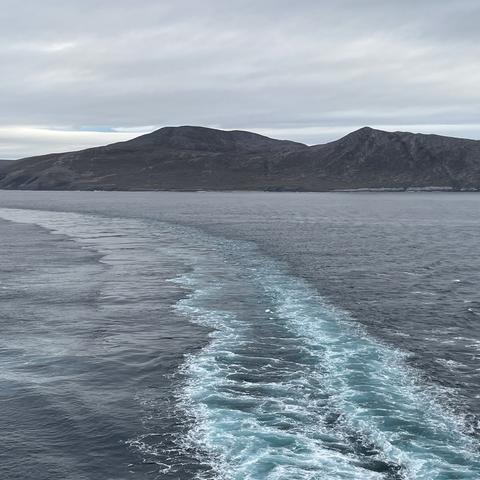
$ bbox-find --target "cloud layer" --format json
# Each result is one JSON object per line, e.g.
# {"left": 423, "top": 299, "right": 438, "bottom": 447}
{"left": 1, "top": 0, "right": 480, "bottom": 157}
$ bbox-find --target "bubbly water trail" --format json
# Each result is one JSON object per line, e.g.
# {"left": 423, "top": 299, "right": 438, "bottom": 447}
{"left": 0, "top": 208, "right": 478, "bottom": 480}
{"left": 171, "top": 242, "right": 480, "bottom": 479}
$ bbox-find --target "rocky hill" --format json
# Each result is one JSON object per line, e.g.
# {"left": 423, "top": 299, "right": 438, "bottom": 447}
{"left": 1, "top": 126, "right": 479, "bottom": 191}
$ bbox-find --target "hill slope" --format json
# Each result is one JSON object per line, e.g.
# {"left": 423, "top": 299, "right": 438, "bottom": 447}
{"left": 1, "top": 126, "right": 480, "bottom": 191}
{"left": 0, "top": 160, "right": 14, "bottom": 171}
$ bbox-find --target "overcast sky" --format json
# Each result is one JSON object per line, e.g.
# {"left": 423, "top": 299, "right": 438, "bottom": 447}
{"left": 1, "top": 0, "right": 480, "bottom": 158}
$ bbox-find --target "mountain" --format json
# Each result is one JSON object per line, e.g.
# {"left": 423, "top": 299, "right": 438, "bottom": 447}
{"left": 1, "top": 126, "right": 480, "bottom": 191}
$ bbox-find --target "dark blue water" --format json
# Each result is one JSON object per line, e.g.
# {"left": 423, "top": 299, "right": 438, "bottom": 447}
{"left": 0, "top": 192, "right": 479, "bottom": 479}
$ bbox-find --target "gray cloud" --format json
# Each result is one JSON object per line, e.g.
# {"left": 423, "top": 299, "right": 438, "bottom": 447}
{"left": 1, "top": 0, "right": 480, "bottom": 157}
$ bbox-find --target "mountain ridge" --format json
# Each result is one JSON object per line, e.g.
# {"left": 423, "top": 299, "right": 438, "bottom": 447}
{"left": 1, "top": 126, "right": 480, "bottom": 191}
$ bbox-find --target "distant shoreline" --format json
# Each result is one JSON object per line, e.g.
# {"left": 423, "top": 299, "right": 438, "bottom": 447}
{"left": 0, "top": 187, "right": 479, "bottom": 193}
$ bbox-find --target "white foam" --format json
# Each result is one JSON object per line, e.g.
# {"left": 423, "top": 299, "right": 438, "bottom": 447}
{"left": 172, "top": 238, "right": 480, "bottom": 479}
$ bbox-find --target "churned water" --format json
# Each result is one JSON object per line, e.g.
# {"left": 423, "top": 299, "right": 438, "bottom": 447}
{"left": 0, "top": 192, "right": 479, "bottom": 479}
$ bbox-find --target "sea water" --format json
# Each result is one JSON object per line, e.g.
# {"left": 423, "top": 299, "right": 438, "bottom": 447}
{"left": 0, "top": 192, "right": 478, "bottom": 479}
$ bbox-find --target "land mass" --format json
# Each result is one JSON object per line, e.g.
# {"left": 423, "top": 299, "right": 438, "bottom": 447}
{"left": 1, "top": 126, "right": 480, "bottom": 191}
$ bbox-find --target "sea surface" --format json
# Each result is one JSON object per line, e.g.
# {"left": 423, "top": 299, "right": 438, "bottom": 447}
{"left": 0, "top": 191, "right": 479, "bottom": 479}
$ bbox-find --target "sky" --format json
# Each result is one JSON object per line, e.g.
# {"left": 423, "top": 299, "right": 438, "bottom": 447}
{"left": 1, "top": 0, "right": 480, "bottom": 158}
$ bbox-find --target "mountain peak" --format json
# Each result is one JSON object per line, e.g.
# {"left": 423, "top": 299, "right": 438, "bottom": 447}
{"left": 348, "top": 126, "right": 387, "bottom": 137}
{"left": 123, "top": 125, "right": 306, "bottom": 153}
{"left": 331, "top": 126, "right": 401, "bottom": 147}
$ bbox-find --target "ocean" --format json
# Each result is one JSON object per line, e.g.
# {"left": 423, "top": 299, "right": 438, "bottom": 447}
{"left": 0, "top": 191, "right": 478, "bottom": 479}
